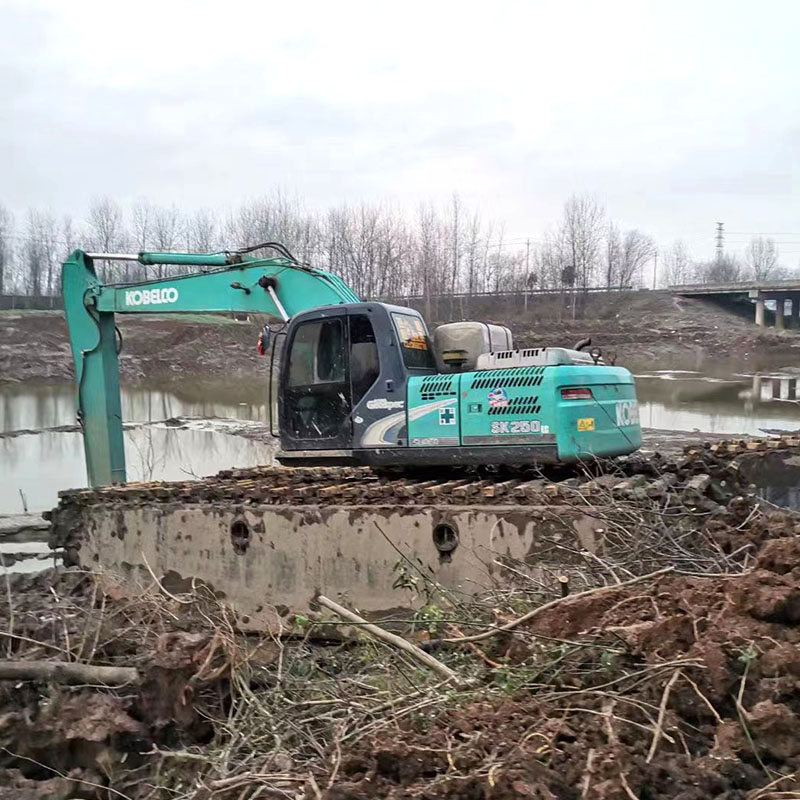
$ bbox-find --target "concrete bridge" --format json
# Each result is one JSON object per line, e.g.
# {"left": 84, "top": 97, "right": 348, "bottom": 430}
{"left": 671, "top": 280, "right": 800, "bottom": 329}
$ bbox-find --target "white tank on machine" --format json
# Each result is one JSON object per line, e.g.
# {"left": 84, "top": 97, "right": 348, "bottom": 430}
{"left": 433, "top": 321, "right": 514, "bottom": 372}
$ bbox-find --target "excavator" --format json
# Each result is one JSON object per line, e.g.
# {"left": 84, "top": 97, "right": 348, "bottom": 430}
{"left": 50, "top": 244, "right": 642, "bottom": 629}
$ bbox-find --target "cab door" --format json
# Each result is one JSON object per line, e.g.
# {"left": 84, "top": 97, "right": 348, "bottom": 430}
{"left": 279, "top": 310, "right": 352, "bottom": 450}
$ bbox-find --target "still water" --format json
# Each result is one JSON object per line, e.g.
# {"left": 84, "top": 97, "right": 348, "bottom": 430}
{"left": 0, "top": 380, "right": 275, "bottom": 513}
{"left": 1, "top": 370, "right": 799, "bottom": 514}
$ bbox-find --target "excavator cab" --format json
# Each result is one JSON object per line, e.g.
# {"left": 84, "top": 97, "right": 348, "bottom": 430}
{"left": 277, "top": 303, "right": 435, "bottom": 461}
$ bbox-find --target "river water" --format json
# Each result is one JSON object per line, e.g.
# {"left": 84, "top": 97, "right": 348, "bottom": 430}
{"left": 1, "top": 370, "right": 800, "bottom": 514}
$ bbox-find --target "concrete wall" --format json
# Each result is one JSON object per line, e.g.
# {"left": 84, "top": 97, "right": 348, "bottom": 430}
{"left": 68, "top": 501, "right": 604, "bottom": 631}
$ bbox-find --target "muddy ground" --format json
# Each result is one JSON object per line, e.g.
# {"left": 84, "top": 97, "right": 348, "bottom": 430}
{"left": 1, "top": 292, "right": 799, "bottom": 384}
{"left": 2, "top": 441, "right": 800, "bottom": 798}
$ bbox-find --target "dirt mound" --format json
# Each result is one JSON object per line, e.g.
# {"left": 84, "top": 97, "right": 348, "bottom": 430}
{"left": 0, "top": 312, "right": 263, "bottom": 383}
{"left": 332, "top": 535, "right": 800, "bottom": 799}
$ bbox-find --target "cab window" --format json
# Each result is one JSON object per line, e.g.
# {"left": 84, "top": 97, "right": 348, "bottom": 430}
{"left": 392, "top": 312, "right": 436, "bottom": 370}
{"left": 287, "top": 318, "right": 345, "bottom": 386}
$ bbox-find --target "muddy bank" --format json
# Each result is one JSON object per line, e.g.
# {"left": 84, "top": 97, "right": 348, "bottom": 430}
{"left": 507, "top": 293, "right": 800, "bottom": 373}
{"left": 2, "top": 292, "right": 799, "bottom": 384}
{"left": 0, "top": 312, "right": 264, "bottom": 384}
{"left": 3, "top": 439, "right": 800, "bottom": 797}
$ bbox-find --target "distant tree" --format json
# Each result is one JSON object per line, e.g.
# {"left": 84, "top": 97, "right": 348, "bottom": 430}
{"left": 744, "top": 236, "right": 780, "bottom": 281}
{"left": 186, "top": 209, "right": 220, "bottom": 254}
{"left": 604, "top": 223, "right": 622, "bottom": 288}
{"left": 87, "top": 197, "right": 126, "bottom": 282}
{"left": 661, "top": 240, "right": 692, "bottom": 286}
{"left": 695, "top": 254, "right": 742, "bottom": 284}
{"left": 0, "top": 205, "right": 13, "bottom": 294}
{"left": 558, "top": 194, "right": 605, "bottom": 291}
{"left": 619, "top": 229, "right": 656, "bottom": 287}
{"left": 22, "top": 210, "right": 59, "bottom": 297}
{"left": 151, "top": 206, "right": 184, "bottom": 277}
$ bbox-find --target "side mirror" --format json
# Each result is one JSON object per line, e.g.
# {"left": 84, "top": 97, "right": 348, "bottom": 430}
{"left": 257, "top": 324, "right": 271, "bottom": 356}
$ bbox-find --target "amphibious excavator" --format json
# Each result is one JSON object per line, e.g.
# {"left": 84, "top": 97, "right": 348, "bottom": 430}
{"left": 51, "top": 244, "right": 643, "bottom": 628}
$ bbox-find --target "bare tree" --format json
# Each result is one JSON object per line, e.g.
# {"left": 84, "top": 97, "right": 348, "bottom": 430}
{"left": 661, "top": 240, "right": 692, "bottom": 286}
{"left": 464, "top": 211, "right": 482, "bottom": 296}
{"left": 559, "top": 194, "right": 605, "bottom": 292}
{"left": 0, "top": 205, "right": 13, "bottom": 295}
{"left": 744, "top": 236, "right": 780, "bottom": 281}
{"left": 695, "top": 254, "right": 742, "bottom": 284}
{"left": 87, "top": 197, "right": 126, "bottom": 282}
{"left": 447, "top": 194, "right": 463, "bottom": 315}
{"left": 186, "top": 209, "right": 220, "bottom": 253}
{"left": 604, "top": 223, "right": 622, "bottom": 288}
{"left": 151, "top": 206, "right": 184, "bottom": 277}
{"left": 619, "top": 229, "right": 656, "bottom": 287}
{"left": 22, "top": 210, "right": 59, "bottom": 297}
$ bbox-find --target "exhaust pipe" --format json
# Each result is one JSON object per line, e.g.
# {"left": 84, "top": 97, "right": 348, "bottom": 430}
{"left": 573, "top": 337, "right": 591, "bottom": 351}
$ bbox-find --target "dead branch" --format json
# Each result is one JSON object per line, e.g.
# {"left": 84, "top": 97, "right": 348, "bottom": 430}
{"left": 646, "top": 668, "right": 682, "bottom": 763}
{"left": 0, "top": 659, "right": 139, "bottom": 685}
{"left": 315, "top": 595, "right": 462, "bottom": 685}
{"left": 440, "top": 566, "right": 675, "bottom": 644}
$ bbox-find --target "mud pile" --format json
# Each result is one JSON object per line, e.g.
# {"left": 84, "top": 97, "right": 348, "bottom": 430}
{"left": 335, "top": 532, "right": 800, "bottom": 799}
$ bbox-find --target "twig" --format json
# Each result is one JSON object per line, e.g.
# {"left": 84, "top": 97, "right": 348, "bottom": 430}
{"left": 646, "top": 668, "right": 681, "bottom": 763}
{"left": 681, "top": 672, "right": 722, "bottom": 723}
{"left": 441, "top": 566, "right": 675, "bottom": 644}
{"left": 580, "top": 748, "right": 595, "bottom": 799}
{"left": 316, "top": 595, "right": 461, "bottom": 685}
{"left": 0, "top": 630, "right": 69, "bottom": 656}
{"left": 140, "top": 551, "right": 193, "bottom": 605}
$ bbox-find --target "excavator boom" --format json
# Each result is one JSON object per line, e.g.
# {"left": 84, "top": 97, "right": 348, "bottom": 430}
{"left": 63, "top": 247, "right": 357, "bottom": 486}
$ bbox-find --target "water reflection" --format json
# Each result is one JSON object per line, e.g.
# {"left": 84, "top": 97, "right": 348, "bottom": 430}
{"left": 0, "top": 427, "right": 274, "bottom": 513}
{"left": 636, "top": 372, "right": 800, "bottom": 436}
{"left": 0, "top": 378, "right": 274, "bottom": 433}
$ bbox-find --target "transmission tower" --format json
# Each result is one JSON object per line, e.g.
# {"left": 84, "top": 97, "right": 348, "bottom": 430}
{"left": 715, "top": 222, "right": 724, "bottom": 263}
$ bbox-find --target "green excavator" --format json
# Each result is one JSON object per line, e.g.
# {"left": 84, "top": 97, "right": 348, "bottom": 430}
{"left": 62, "top": 243, "right": 641, "bottom": 488}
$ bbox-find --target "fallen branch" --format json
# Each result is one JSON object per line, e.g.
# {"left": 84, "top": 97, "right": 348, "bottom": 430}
{"left": 647, "top": 668, "right": 682, "bottom": 763}
{"left": 315, "top": 595, "right": 461, "bottom": 685}
{"left": 440, "top": 566, "right": 675, "bottom": 644}
{"left": 0, "top": 660, "right": 139, "bottom": 685}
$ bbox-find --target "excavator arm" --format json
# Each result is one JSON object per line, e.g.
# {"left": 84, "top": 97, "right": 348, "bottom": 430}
{"left": 62, "top": 247, "right": 359, "bottom": 487}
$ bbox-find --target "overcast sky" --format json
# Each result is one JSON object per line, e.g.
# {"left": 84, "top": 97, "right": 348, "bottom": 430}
{"left": 1, "top": 0, "right": 798, "bottom": 262}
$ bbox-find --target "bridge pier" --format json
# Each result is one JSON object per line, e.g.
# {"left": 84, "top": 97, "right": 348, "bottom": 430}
{"left": 672, "top": 282, "right": 800, "bottom": 329}
{"left": 776, "top": 296, "right": 786, "bottom": 330}
{"left": 754, "top": 295, "right": 766, "bottom": 326}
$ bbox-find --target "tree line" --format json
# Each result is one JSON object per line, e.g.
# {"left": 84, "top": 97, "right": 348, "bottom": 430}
{"left": 0, "top": 193, "right": 793, "bottom": 303}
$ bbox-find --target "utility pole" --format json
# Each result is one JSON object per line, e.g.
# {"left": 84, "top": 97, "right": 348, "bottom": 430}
{"left": 715, "top": 222, "right": 724, "bottom": 263}
{"left": 652, "top": 252, "right": 658, "bottom": 289}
